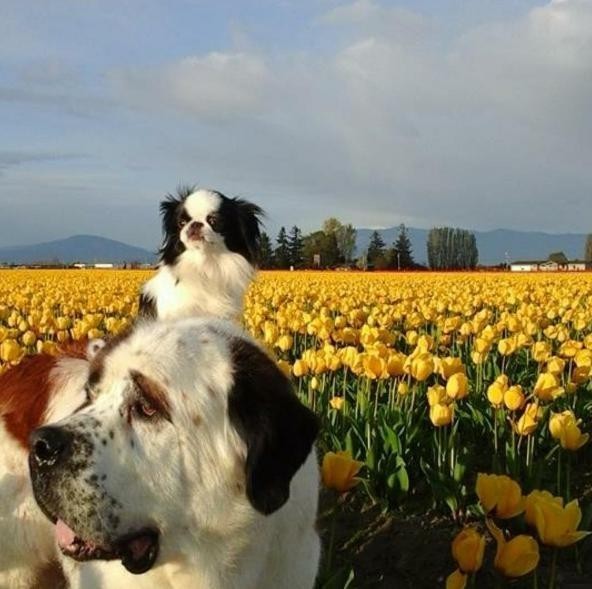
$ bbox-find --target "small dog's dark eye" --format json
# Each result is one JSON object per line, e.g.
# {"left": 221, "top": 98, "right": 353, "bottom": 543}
{"left": 177, "top": 218, "right": 188, "bottom": 229}
{"left": 206, "top": 214, "right": 219, "bottom": 229}
{"left": 132, "top": 399, "right": 158, "bottom": 419}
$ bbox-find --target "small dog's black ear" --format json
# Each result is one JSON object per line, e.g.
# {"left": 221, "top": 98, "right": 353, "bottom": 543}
{"left": 232, "top": 198, "right": 264, "bottom": 264}
{"left": 228, "top": 338, "right": 319, "bottom": 515}
{"left": 158, "top": 186, "right": 194, "bottom": 264}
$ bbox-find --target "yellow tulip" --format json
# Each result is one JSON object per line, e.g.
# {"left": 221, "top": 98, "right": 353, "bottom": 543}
{"left": 436, "top": 356, "right": 465, "bottom": 380}
{"left": 533, "top": 372, "right": 564, "bottom": 402}
{"left": 429, "top": 403, "right": 453, "bottom": 427}
{"left": 0, "top": 339, "right": 24, "bottom": 364}
{"left": 524, "top": 490, "right": 563, "bottom": 527}
{"left": 329, "top": 397, "right": 344, "bottom": 411}
{"left": 503, "top": 385, "right": 525, "bottom": 411}
{"left": 276, "top": 334, "right": 294, "bottom": 352}
{"left": 548, "top": 409, "right": 588, "bottom": 450}
{"left": 549, "top": 410, "right": 576, "bottom": 440}
{"left": 451, "top": 527, "right": 485, "bottom": 573}
{"left": 363, "top": 354, "right": 385, "bottom": 380}
{"left": 409, "top": 353, "right": 434, "bottom": 382}
{"left": 397, "top": 381, "right": 410, "bottom": 396}
{"left": 476, "top": 473, "right": 525, "bottom": 519}
{"left": 22, "top": 330, "right": 37, "bottom": 346}
{"left": 572, "top": 365, "right": 590, "bottom": 384}
{"left": 321, "top": 451, "right": 364, "bottom": 493}
{"left": 574, "top": 349, "right": 592, "bottom": 368}
{"left": 445, "top": 569, "right": 467, "bottom": 589}
{"left": 514, "top": 403, "right": 540, "bottom": 436}
{"left": 292, "top": 359, "right": 309, "bottom": 377}
{"left": 310, "top": 376, "right": 320, "bottom": 391}
{"left": 498, "top": 337, "right": 517, "bottom": 356}
{"left": 533, "top": 497, "right": 591, "bottom": 547}
{"left": 546, "top": 356, "right": 566, "bottom": 376}
{"left": 386, "top": 353, "right": 405, "bottom": 377}
{"left": 560, "top": 422, "right": 589, "bottom": 451}
{"left": 532, "top": 341, "right": 551, "bottom": 363}
{"left": 446, "top": 373, "right": 468, "bottom": 400}
{"left": 486, "top": 519, "right": 540, "bottom": 578}
{"left": 427, "top": 384, "right": 447, "bottom": 407}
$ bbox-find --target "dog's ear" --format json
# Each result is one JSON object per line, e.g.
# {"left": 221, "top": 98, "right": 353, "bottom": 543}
{"left": 231, "top": 198, "right": 264, "bottom": 264}
{"left": 86, "top": 339, "right": 106, "bottom": 360}
{"left": 228, "top": 338, "right": 318, "bottom": 515}
{"left": 158, "top": 186, "right": 193, "bottom": 264}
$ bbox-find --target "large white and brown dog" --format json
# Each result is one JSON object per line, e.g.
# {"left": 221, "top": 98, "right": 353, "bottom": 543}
{"left": 3, "top": 319, "right": 320, "bottom": 588}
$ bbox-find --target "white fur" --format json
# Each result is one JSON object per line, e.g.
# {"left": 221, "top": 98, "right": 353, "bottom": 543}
{"left": 37, "top": 319, "right": 320, "bottom": 589}
{"left": 142, "top": 255, "right": 254, "bottom": 321}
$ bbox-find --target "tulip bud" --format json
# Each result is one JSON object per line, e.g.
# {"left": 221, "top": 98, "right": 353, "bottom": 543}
{"left": 503, "top": 385, "right": 525, "bottom": 411}
{"left": 446, "top": 373, "right": 468, "bottom": 400}
{"left": 321, "top": 451, "right": 364, "bottom": 493}
{"left": 430, "top": 403, "right": 453, "bottom": 427}
{"left": 476, "top": 473, "right": 525, "bottom": 519}
{"left": 451, "top": 527, "right": 485, "bottom": 573}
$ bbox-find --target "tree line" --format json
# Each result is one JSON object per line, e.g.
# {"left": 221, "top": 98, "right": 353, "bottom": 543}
{"left": 259, "top": 219, "right": 481, "bottom": 270}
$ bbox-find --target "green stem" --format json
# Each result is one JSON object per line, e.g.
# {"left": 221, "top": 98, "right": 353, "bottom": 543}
{"left": 557, "top": 450, "right": 562, "bottom": 497}
{"left": 325, "top": 504, "right": 338, "bottom": 575}
{"left": 548, "top": 548, "right": 558, "bottom": 589}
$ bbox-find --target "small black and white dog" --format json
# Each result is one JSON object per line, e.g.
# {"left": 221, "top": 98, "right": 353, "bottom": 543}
{"left": 140, "top": 186, "right": 263, "bottom": 321}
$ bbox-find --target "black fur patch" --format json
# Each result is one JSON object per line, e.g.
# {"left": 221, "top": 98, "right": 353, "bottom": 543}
{"left": 157, "top": 185, "right": 264, "bottom": 266}
{"left": 228, "top": 338, "right": 319, "bottom": 515}
{"left": 138, "top": 292, "right": 157, "bottom": 319}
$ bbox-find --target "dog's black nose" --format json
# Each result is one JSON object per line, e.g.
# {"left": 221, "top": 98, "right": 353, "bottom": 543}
{"left": 187, "top": 221, "right": 203, "bottom": 239}
{"left": 30, "top": 426, "right": 72, "bottom": 468}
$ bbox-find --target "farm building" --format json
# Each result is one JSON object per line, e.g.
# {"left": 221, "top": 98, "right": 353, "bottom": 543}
{"left": 510, "top": 252, "right": 588, "bottom": 272}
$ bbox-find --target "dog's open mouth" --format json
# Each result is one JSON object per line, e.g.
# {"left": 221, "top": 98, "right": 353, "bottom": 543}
{"left": 55, "top": 519, "right": 159, "bottom": 574}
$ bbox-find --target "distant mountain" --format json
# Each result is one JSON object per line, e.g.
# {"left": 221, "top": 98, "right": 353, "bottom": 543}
{"left": 0, "top": 235, "right": 156, "bottom": 265}
{"left": 356, "top": 227, "right": 588, "bottom": 266}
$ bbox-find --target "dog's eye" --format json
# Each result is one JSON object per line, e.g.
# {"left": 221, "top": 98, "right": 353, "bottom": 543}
{"left": 177, "top": 217, "right": 188, "bottom": 229}
{"left": 132, "top": 399, "right": 158, "bottom": 419}
{"left": 206, "top": 214, "right": 219, "bottom": 230}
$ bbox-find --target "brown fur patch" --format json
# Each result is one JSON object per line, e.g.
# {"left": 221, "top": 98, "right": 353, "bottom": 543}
{"left": 0, "top": 339, "right": 91, "bottom": 449}
{"left": 0, "top": 354, "right": 57, "bottom": 449}
{"left": 130, "top": 371, "right": 172, "bottom": 420}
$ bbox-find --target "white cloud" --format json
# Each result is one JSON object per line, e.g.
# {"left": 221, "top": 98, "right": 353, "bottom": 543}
{"left": 110, "top": 52, "right": 270, "bottom": 120}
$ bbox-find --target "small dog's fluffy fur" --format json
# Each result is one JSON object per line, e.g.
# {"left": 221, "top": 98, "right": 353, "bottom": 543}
{"left": 140, "top": 187, "right": 263, "bottom": 321}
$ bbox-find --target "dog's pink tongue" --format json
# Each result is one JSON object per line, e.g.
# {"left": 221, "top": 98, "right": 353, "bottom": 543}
{"left": 55, "top": 519, "right": 77, "bottom": 549}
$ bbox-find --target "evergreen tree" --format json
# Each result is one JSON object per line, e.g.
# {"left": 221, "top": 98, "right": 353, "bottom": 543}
{"left": 586, "top": 234, "right": 592, "bottom": 264}
{"left": 274, "top": 227, "right": 290, "bottom": 269}
{"left": 367, "top": 231, "right": 386, "bottom": 267}
{"left": 287, "top": 226, "right": 304, "bottom": 268}
{"left": 393, "top": 223, "right": 414, "bottom": 269}
{"left": 258, "top": 232, "right": 274, "bottom": 268}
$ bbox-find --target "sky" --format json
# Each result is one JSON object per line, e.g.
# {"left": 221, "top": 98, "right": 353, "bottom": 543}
{"left": 1, "top": 0, "right": 591, "bottom": 249}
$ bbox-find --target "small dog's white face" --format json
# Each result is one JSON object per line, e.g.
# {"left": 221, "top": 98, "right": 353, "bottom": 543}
{"left": 178, "top": 190, "right": 224, "bottom": 251}
{"left": 29, "top": 319, "right": 318, "bottom": 576}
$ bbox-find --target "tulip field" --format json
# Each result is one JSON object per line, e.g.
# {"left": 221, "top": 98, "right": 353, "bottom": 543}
{"left": 2, "top": 269, "right": 592, "bottom": 588}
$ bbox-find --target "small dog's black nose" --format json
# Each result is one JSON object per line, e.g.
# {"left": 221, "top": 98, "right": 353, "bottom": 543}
{"left": 187, "top": 221, "right": 203, "bottom": 239}
{"left": 30, "top": 426, "right": 72, "bottom": 468}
